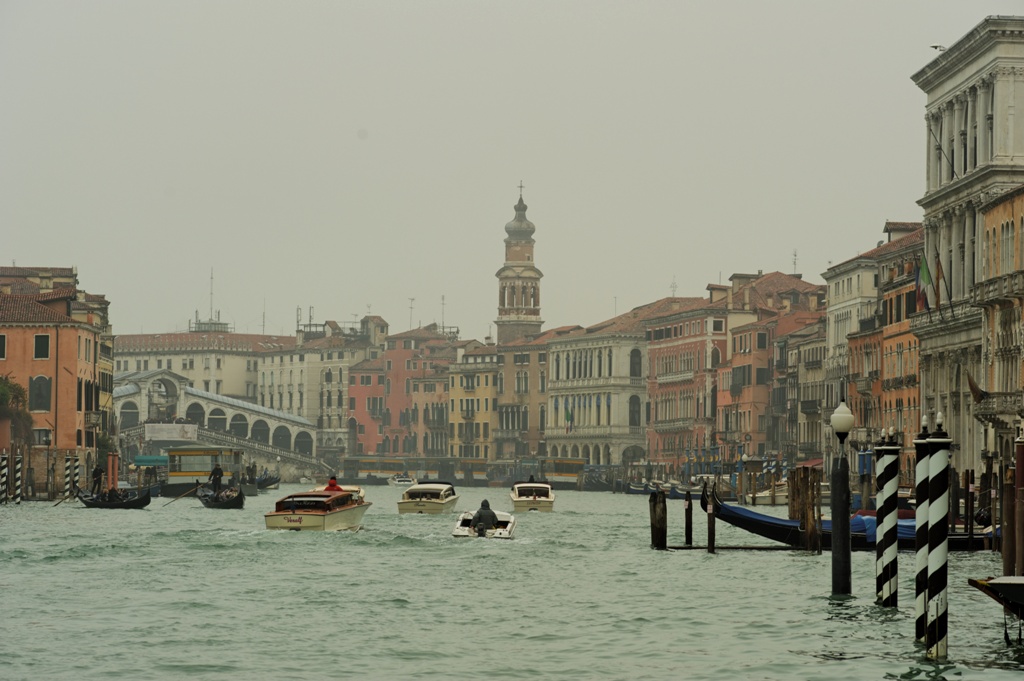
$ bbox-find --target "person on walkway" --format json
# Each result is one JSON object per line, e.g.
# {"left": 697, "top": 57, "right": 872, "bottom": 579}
{"left": 90, "top": 465, "right": 104, "bottom": 495}
{"left": 209, "top": 463, "right": 224, "bottom": 496}
{"left": 471, "top": 499, "right": 499, "bottom": 536}
{"left": 324, "top": 476, "right": 343, "bottom": 492}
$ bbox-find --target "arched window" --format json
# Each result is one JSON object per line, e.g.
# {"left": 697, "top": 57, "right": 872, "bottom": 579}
{"left": 628, "top": 395, "right": 641, "bottom": 427}
{"left": 325, "top": 369, "right": 333, "bottom": 383}
{"left": 629, "top": 349, "right": 642, "bottom": 377}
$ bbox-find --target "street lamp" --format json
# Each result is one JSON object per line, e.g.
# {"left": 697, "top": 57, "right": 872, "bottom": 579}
{"left": 829, "top": 399, "right": 855, "bottom": 596}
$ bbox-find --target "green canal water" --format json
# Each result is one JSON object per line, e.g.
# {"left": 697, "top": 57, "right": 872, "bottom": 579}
{"left": 2, "top": 485, "right": 1023, "bottom": 680}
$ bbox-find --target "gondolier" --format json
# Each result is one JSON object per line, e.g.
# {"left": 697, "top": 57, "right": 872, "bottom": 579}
{"left": 208, "top": 463, "right": 224, "bottom": 496}
{"left": 90, "top": 464, "right": 104, "bottom": 495}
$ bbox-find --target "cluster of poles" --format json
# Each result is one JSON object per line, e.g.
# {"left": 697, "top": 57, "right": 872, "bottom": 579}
{"left": 0, "top": 452, "right": 81, "bottom": 505}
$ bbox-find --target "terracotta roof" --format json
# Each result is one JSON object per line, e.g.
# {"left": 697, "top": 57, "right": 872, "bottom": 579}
{"left": 575, "top": 297, "right": 706, "bottom": 337}
{"left": 0, "top": 291, "right": 75, "bottom": 324}
{"left": 0, "top": 266, "right": 76, "bottom": 278}
{"left": 832, "top": 227, "right": 924, "bottom": 268}
{"left": 114, "top": 332, "right": 296, "bottom": 353}
{"left": 387, "top": 324, "right": 450, "bottom": 341}
{"left": 351, "top": 357, "right": 386, "bottom": 371}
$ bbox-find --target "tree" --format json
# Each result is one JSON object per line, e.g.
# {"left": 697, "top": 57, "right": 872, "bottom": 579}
{"left": 0, "top": 375, "right": 33, "bottom": 445}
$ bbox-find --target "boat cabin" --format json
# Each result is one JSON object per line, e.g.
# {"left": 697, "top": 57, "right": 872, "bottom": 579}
{"left": 512, "top": 484, "right": 551, "bottom": 498}
{"left": 402, "top": 482, "right": 456, "bottom": 501}
{"left": 276, "top": 491, "right": 356, "bottom": 513}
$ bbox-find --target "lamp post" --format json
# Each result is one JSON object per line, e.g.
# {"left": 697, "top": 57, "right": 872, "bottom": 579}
{"left": 829, "top": 399, "right": 855, "bottom": 596}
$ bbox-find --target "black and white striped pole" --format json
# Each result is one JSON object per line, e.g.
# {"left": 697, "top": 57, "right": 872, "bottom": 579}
{"left": 875, "top": 427, "right": 900, "bottom": 607}
{"left": 0, "top": 451, "right": 7, "bottom": 504}
{"left": 830, "top": 400, "right": 855, "bottom": 596}
{"left": 926, "top": 413, "right": 951, "bottom": 661}
{"left": 14, "top": 454, "right": 23, "bottom": 505}
{"left": 914, "top": 417, "right": 931, "bottom": 644}
{"left": 64, "top": 455, "right": 73, "bottom": 499}
{"left": 73, "top": 450, "right": 81, "bottom": 492}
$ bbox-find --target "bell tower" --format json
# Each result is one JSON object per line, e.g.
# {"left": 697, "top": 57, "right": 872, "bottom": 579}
{"left": 495, "top": 186, "right": 544, "bottom": 344}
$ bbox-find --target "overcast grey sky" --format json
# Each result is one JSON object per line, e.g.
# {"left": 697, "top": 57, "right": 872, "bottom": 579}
{"left": 3, "top": 2, "right": 1020, "bottom": 340}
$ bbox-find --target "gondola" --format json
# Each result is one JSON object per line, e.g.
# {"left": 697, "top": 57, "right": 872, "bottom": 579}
{"left": 700, "top": 485, "right": 992, "bottom": 552}
{"left": 197, "top": 487, "right": 245, "bottom": 509}
{"left": 76, "top": 487, "right": 151, "bottom": 509}
{"left": 969, "top": 576, "right": 1024, "bottom": 619}
{"left": 256, "top": 473, "right": 281, "bottom": 490}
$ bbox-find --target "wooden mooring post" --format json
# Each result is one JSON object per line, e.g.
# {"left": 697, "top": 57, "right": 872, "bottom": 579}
{"left": 707, "top": 490, "right": 716, "bottom": 554}
{"left": 684, "top": 490, "right": 693, "bottom": 546}
{"left": 649, "top": 490, "right": 667, "bottom": 550}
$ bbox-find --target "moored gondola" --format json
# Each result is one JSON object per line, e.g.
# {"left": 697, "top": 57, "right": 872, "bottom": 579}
{"left": 76, "top": 487, "right": 151, "bottom": 509}
{"left": 197, "top": 487, "right": 245, "bottom": 509}
{"left": 700, "top": 484, "right": 992, "bottom": 552}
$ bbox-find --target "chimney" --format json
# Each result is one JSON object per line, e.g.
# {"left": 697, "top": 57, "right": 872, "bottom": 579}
{"left": 727, "top": 288, "right": 733, "bottom": 310}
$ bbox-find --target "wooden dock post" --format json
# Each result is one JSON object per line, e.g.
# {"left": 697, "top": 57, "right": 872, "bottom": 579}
{"left": 707, "top": 487, "right": 716, "bottom": 554}
{"left": 649, "top": 490, "right": 667, "bottom": 550}
{"left": 1016, "top": 436, "right": 1024, "bottom": 576}
{"left": 965, "top": 470, "right": 974, "bottom": 551}
{"left": 684, "top": 490, "right": 693, "bottom": 546}
{"left": 1003, "top": 476, "right": 1016, "bottom": 578}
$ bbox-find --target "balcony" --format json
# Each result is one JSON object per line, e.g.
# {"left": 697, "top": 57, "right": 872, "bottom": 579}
{"left": 854, "top": 376, "right": 872, "bottom": 395}
{"left": 804, "top": 359, "right": 822, "bottom": 369}
{"left": 975, "top": 392, "right": 1024, "bottom": 426}
{"left": 652, "top": 417, "right": 695, "bottom": 433}
{"left": 369, "top": 409, "right": 383, "bottom": 420}
{"left": 798, "top": 442, "right": 818, "bottom": 455}
{"left": 800, "top": 400, "right": 820, "bottom": 415}
{"left": 458, "top": 432, "right": 476, "bottom": 443}
{"left": 657, "top": 369, "right": 695, "bottom": 385}
{"left": 494, "top": 429, "right": 523, "bottom": 441}
{"left": 461, "top": 410, "right": 476, "bottom": 420}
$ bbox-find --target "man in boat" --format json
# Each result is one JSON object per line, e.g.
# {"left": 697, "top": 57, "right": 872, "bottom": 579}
{"left": 471, "top": 499, "right": 499, "bottom": 536}
{"left": 209, "top": 463, "right": 224, "bottom": 496}
{"left": 90, "top": 464, "right": 104, "bottom": 495}
{"left": 324, "top": 476, "right": 343, "bottom": 492}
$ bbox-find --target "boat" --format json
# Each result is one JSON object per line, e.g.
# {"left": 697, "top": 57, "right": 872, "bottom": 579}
{"left": 76, "top": 487, "right": 151, "bottom": 509}
{"left": 452, "top": 510, "right": 516, "bottom": 539}
{"left": 387, "top": 473, "right": 417, "bottom": 487}
{"left": 700, "top": 485, "right": 992, "bottom": 551}
{"left": 624, "top": 482, "right": 649, "bottom": 495}
{"left": 397, "top": 482, "right": 459, "bottom": 514}
{"left": 509, "top": 480, "right": 555, "bottom": 512}
{"left": 969, "top": 575, "right": 1024, "bottom": 619}
{"left": 197, "top": 486, "right": 245, "bottom": 509}
{"left": 265, "top": 487, "right": 371, "bottom": 531}
{"left": 256, "top": 473, "right": 281, "bottom": 490}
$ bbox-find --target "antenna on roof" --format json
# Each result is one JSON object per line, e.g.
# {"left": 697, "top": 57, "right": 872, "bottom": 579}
{"left": 296, "top": 306, "right": 301, "bottom": 328}
{"left": 670, "top": 276, "right": 678, "bottom": 297}
{"left": 309, "top": 306, "right": 314, "bottom": 324}
{"left": 408, "top": 298, "right": 416, "bottom": 329}
{"left": 793, "top": 249, "right": 798, "bottom": 274}
{"left": 441, "top": 294, "right": 446, "bottom": 328}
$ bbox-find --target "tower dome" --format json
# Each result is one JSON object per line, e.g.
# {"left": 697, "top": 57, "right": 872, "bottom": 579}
{"left": 504, "top": 197, "right": 535, "bottom": 240}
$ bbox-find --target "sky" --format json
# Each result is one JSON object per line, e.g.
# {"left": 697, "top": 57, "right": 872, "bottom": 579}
{"left": 3, "top": 2, "right": 1022, "bottom": 341}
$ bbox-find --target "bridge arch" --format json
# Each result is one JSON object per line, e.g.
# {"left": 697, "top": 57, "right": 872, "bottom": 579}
{"left": 185, "top": 403, "right": 206, "bottom": 427}
{"left": 272, "top": 425, "right": 291, "bottom": 450}
{"left": 229, "top": 414, "right": 249, "bottom": 438}
{"left": 251, "top": 420, "right": 269, "bottom": 443}
{"left": 119, "top": 401, "right": 140, "bottom": 428}
{"left": 295, "top": 431, "right": 313, "bottom": 455}
{"left": 208, "top": 408, "right": 227, "bottom": 431}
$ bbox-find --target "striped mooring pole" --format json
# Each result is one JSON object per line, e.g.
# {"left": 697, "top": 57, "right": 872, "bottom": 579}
{"left": 926, "top": 414, "right": 951, "bottom": 661}
{"left": 914, "top": 418, "right": 931, "bottom": 644}
{"left": 74, "top": 451, "right": 81, "bottom": 492}
{"left": 14, "top": 454, "right": 23, "bottom": 505}
{"left": 64, "top": 455, "right": 73, "bottom": 499}
{"left": 0, "top": 452, "right": 8, "bottom": 504}
{"left": 875, "top": 428, "right": 900, "bottom": 607}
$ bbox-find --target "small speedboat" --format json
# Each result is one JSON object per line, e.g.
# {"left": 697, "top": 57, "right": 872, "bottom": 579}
{"left": 452, "top": 510, "right": 516, "bottom": 539}
{"left": 265, "top": 487, "right": 371, "bottom": 531}
{"left": 387, "top": 473, "right": 417, "bottom": 487}
{"left": 509, "top": 480, "right": 554, "bottom": 512}
{"left": 398, "top": 482, "right": 459, "bottom": 514}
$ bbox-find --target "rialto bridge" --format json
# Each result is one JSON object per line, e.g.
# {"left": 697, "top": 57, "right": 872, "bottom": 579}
{"left": 113, "top": 370, "right": 320, "bottom": 468}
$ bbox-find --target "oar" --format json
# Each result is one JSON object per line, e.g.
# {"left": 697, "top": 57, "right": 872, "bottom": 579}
{"left": 162, "top": 483, "right": 203, "bottom": 507}
{"left": 53, "top": 487, "right": 78, "bottom": 507}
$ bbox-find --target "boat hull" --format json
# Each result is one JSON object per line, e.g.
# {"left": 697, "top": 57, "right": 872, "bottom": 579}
{"left": 265, "top": 502, "right": 372, "bottom": 531}
{"left": 512, "top": 498, "right": 554, "bottom": 512}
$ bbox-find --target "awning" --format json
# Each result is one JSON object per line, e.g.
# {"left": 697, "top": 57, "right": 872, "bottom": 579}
{"left": 798, "top": 458, "right": 823, "bottom": 468}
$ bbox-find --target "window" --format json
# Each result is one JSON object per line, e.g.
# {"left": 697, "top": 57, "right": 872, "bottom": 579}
{"left": 34, "top": 334, "right": 50, "bottom": 359}
{"left": 0, "top": 334, "right": 5, "bottom": 359}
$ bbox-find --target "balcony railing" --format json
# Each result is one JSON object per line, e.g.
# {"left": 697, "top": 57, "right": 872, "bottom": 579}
{"left": 800, "top": 400, "right": 820, "bottom": 415}
{"left": 657, "top": 369, "right": 695, "bottom": 385}
{"left": 975, "top": 392, "right": 1024, "bottom": 422}
{"left": 461, "top": 410, "right": 476, "bottom": 420}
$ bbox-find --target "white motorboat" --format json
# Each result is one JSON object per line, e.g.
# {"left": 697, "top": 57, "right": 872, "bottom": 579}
{"left": 387, "top": 473, "right": 417, "bottom": 487}
{"left": 264, "top": 487, "right": 371, "bottom": 531}
{"left": 509, "top": 480, "right": 555, "bottom": 512}
{"left": 452, "top": 510, "right": 516, "bottom": 539}
{"left": 397, "top": 482, "right": 459, "bottom": 514}
{"left": 744, "top": 481, "right": 831, "bottom": 506}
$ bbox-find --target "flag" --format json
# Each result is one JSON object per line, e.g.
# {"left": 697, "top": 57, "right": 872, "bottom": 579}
{"left": 564, "top": 402, "right": 574, "bottom": 433}
{"left": 965, "top": 369, "right": 990, "bottom": 404}
{"left": 934, "top": 252, "right": 943, "bottom": 310}
{"left": 916, "top": 255, "right": 932, "bottom": 312}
